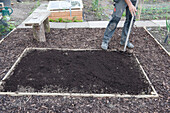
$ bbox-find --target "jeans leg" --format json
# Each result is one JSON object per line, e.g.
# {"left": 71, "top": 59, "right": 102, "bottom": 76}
{"left": 102, "top": 0, "right": 127, "bottom": 43}
{"left": 103, "top": 16, "right": 121, "bottom": 43}
{"left": 121, "top": 1, "right": 136, "bottom": 43}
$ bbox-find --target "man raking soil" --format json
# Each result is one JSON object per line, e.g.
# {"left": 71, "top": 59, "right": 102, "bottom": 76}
{"left": 101, "top": 0, "right": 138, "bottom": 51}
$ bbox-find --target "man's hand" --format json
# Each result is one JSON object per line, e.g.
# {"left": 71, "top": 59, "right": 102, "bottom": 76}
{"left": 128, "top": 4, "right": 137, "bottom": 16}
{"left": 124, "top": 0, "right": 137, "bottom": 16}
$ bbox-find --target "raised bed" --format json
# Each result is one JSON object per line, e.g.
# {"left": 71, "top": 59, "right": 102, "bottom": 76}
{"left": 0, "top": 48, "right": 158, "bottom": 98}
{"left": 0, "top": 27, "right": 169, "bottom": 99}
{"left": 47, "top": 0, "right": 83, "bottom": 20}
{"left": 0, "top": 27, "right": 170, "bottom": 111}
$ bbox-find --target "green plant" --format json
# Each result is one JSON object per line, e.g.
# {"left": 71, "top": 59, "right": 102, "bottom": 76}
{"left": 66, "top": 19, "right": 73, "bottom": 22}
{"left": 0, "top": 16, "right": 15, "bottom": 36}
{"left": 62, "top": 19, "right": 70, "bottom": 22}
{"left": 164, "top": 18, "right": 170, "bottom": 43}
{"left": 158, "top": 26, "right": 161, "bottom": 31}
{"left": 37, "top": 0, "right": 40, "bottom": 6}
{"left": 49, "top": 17, "right": 83, "bottom": 23}
{"left": 92, "top": 0, "right": 99, "bottom": 11}
{"left": 122, "top": 11, "right": 126, "bottom": 17}
{"left": 74, "top": 20, "right": 83, "bottom": 22}
{"left": 49, "top": 19, "right": 55, "bottom": 22}
{"left": 55, "top": 19, "right": 60, "bottom": 22}
{"left": 166, "top": 19, "right": 170, "bottom": 33}
{"left": 58, "top": 18, "right": 63, "bottom": 22}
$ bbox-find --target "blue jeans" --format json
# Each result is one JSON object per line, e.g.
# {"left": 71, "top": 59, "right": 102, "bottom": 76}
{"left": 102, "top": 0, "right": 137, "bottom": 43}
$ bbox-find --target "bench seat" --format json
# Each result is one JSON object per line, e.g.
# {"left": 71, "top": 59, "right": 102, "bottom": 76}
{"left": 24, "top": 11, "right": 51, "bottom": 42}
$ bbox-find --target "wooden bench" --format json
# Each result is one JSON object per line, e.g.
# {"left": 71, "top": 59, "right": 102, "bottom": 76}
{"left": 24, "top": 11, "right": 51, "bottom": 42}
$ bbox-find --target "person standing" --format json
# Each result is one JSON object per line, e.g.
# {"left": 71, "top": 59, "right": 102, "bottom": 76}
{"left": 101, "top": 0, "right": 137, "bottom": 50}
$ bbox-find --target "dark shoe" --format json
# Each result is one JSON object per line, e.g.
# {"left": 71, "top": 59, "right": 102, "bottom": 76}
{"left": 120, "top": 41, "right": 134, "bottom": 48}
{"left": 17, "top": 0, "right": 22, "bottom": 3}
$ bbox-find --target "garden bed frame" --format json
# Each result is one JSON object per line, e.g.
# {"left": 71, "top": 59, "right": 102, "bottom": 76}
{"left": 144, "top": 27, "right": 170, "bottom": 56}
{"left": 0, "top": 28, "right": 16, "bottom": 43}
{"left": 0, "top": 47, "right": 158, "bottom": 98}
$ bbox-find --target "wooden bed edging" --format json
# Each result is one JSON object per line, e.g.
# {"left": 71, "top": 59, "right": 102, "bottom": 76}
{"left": 0, "top": 48, "right": 159, "bottom": 98}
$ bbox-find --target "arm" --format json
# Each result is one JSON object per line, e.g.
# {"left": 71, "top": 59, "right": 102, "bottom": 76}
{"left": 124, "top": 0, "right": 137, "bottom": 16}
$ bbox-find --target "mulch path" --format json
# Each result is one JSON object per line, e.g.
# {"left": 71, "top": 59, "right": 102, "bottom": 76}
{"left": 0, "top": 28, "right": 169, "bottom": 112}
{"left": 147, "top": 27, "right": 170, "bottom": 52}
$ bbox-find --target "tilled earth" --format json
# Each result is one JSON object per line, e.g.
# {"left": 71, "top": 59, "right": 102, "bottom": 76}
{"left": 0, "top": 28, "right": 169, "bottom": 112}
{"left": 2, "top": 50, "right": 150, "bottom": 95}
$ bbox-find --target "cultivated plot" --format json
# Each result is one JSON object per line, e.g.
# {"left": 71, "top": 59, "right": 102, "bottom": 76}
{"left": 0, "top": 48, "right": 158, "bottom": 98}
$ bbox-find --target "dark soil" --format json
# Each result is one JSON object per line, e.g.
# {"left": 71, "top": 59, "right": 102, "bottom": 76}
{"left": 3, "top": 50, "right": 150, "bottom": 95}
{"left": 0, "top": 28, "right": 169, "bottom": 112}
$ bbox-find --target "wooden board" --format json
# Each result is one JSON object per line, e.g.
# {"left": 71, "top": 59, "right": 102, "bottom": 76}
{"left": 49, "top": 8, "right": 82, "bottom": 11}
{"left": 48, "top": 9, "right": 83, "bottom": 20}
{"left": 24, "top": 11, "right": 51, "bottom": 26}
{"left": 49, "top": 10, "right": 82, "bottom": 17}
{"left": 49, "top": 16, "right": 83, "bottom": 21}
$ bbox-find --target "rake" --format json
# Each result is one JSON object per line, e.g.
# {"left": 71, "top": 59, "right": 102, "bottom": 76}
{"left": 123, "top": 0, "right": 139, "bottom": 52}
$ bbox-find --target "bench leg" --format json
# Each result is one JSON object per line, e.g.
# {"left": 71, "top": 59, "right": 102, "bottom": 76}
{"left": 33, "top": 23, "right": 46, "bottom": 42}
{"left": 43, "top": 17, "right": 50, "bottom": 33}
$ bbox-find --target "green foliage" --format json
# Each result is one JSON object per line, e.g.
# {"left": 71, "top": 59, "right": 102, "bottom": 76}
{"left": 49, "top": 17, "right": 83, "bottom": 23}
{"left": 58, "top": 18, "right": 63, "bottom": 22}
{"left": 62, "top": 19, "right": 68, "bottom": 22}
{"left": 37, "top": 0, "right": 40, "bottom": 6}
{"left": 141, "top": 6, "right": 170, "bottom": 20}
{"left": 0, "top": 16, "right": 15, "bottom": 36}
{"left": 91, "top": 0, "right": 108, "bottom": 20}
{"left": 55, "top": 19, "right": 60, "bottom": 22}
{"left": 74, "top": 20, "right": 83, "bottom": 22}
{"left": 49, "top": 19, "right": 55, "bottom": 22}
{"left": 92, "top": 0, "right": 99, "bottom": 11}
{"left": 166, "top": 18, "right": 170, "bottom": 33}
{"left": 122, "top": 11, "right": 126, "bottom": 17}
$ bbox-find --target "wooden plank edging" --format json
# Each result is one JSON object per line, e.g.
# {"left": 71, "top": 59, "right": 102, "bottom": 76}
{"left": 0, "top": 92, "right": 158, "bottom": 98}
{"left": 144, "top": 27, "right": 170, "bottom": 56}
{"left": 0, "top": 28, "right": 16, "bottom": 44}
{"left": 0, "top": 48, "right": 158, "bottom": 98}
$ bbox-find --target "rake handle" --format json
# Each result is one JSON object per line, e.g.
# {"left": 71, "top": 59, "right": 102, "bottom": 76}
{"left": 123, "top": 0, "right": 138, "bottom": 52}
